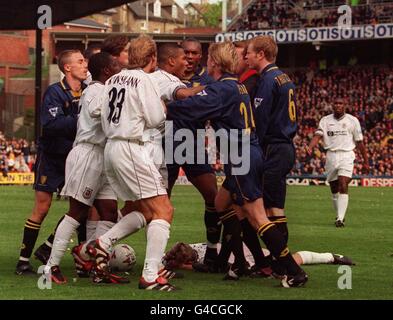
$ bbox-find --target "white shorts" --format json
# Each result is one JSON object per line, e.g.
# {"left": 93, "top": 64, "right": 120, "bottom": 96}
{"left": 325, "top": 150, "right": 355, "bottom": 182}
{"left": 61, "top": 143, "right": 117, "bottom": 206}
{"left": 145, "top": 140, "right": 168, "bottom": 189}
{"left": 104, "top": 139, "right": 167, "bottom": 201}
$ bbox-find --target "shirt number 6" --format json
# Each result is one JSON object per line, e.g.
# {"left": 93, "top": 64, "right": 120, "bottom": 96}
{"left": 288, "top": 88, "right": 296, "bottom": 122}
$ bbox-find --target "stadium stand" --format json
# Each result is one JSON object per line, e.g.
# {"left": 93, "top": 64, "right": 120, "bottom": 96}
{"left": 230, "top": 0, "right": 393, "bottom": 31}
{"left": 0, "top": 132, "right": 36, "bottom": 175}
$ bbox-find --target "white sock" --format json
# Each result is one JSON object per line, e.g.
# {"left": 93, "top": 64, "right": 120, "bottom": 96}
{"left": 297, "top": 251, "right": 334, "bottom": 265}
{"left": 86, "top": 220, "right": 98, "bottom": 240}
{"left": 332, "top": 193, "right": 338, "bottom": 217}
{"left": 337, "top": 193, "right": 349, "bottom": 222}
{"left": 95, "top": 221, "right": 115, "bottom": 239}
{"left": 47, "top": 215, "right": 80, "bottom": 267}
{"left": 99, "top": 211, "right": 146, "bottom": 252}
{"left": 117, "top": 209, "right": 123, "bottom": 222}
{"left": 143, "top": 219, "right": 170, "bottom": 283}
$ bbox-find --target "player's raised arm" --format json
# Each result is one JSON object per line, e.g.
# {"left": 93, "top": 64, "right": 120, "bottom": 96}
{"left": 175, "top": 85, "right": 205, "bottom": 99}
{"left": 167, "top": 85, "right": 223, "bottom": 122}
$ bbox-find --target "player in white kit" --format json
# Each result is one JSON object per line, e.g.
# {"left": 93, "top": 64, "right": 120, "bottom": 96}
{"left": 306, "top": 97, "right": 369, "bottom": 227}
{"left": 43, "top": 52, "right": 123, "bottom": 284}
{"left": 162, "top": 242, "right": 355, "bottom": 270}
{"left": 88, "top": 36, "right": 176, "bottom": 291}
{"left": 87, "top": 42, "right": 204, "bottom": 284}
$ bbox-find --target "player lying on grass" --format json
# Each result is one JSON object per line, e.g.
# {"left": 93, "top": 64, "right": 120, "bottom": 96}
{"left": 162, "top": 242, "right": 355, "bottom": 273}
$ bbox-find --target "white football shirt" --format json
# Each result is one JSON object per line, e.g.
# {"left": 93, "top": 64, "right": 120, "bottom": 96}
{"left": 74, "top": 81, "right": 106, "bottom": 147}
{"left": 149, "top": 69, "right": 186, "bottom": 102}
{"left": 145, "top": 69, "right": 186, "bottom": 142}
{"left": 101, "top": 69, "right": 165, "bottom": 141}
{"left": 315, "top": 113, "right": 363, "bottom": 151}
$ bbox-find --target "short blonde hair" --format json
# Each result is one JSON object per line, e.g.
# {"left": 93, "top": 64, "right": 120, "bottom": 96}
{"left": 208, "top": 41, "right": 238, "bottom": 74}
{"left": 249, "top": 36, "right": 278, "bottom": 63}
{"left": 128, "top": 35, "right": 157, "bottom": 69}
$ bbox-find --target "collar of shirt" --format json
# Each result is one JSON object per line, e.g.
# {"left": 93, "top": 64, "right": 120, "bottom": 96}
{"left": 88, "top": 80, "right": 104, "bottom": 86}
{"left": 60, "top": 77, "right": 86, "bottom": 98}
{"left": 239, "top": 69, "right": 257, "bottom": 83}
{"left": 186, "top": 65, "right": 206, "bottom": 81}
{"left": 218, "top": 73, "right": 238, "bottom": 82}
{"left": 333, "top": 113, "right": 346, "bottom": 121}
{"left": 260, "top": 63, "right": 278, "bottom": 76}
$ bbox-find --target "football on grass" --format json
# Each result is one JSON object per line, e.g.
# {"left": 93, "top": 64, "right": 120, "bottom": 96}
{"left": 109, "top": 244, "right": 136, "bottom": 272}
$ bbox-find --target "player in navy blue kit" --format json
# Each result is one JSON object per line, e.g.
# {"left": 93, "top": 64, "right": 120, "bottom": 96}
{"left": 15, "top": 50, "right": 87, "bottom": 275}
{"left": 246, "top": 36, "right": 297, "bottom": 246}
{"left": 167, "top": 42, "right": 307, "bottom": 287}
{"left": 166, "top": 38, "right": 220, "bottom": 266}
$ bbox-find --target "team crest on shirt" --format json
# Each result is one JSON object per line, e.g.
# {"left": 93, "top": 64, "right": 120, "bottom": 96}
{"left": 254, "top": 98, "right": 263, "bottom": 108}
{"left": 342, "top": 123, "right": 347, "bottom": 129}
{"left": 48, "top": 107, "right": 58, "bottom": 117}
{"left": 82, "top": 187, "right": 93, "bottom": 199}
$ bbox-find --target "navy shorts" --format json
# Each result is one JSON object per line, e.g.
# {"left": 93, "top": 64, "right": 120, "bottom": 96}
{"left": 222, "top": 144, "right": 263, "bottom": 206}
{"left": 166, "top": 137, "right": 214, "bottom": 188}
{"left": 262, "top": 143, "right": 295, "bottom": 209}
{"left": 33, "top": 150, "right": 67, "bottom": 193}
{"left": 167, "top": 162, "right": 214, "bottom": 188}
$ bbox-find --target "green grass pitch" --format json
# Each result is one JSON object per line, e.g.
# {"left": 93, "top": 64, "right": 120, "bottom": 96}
{"left": 0, "top": 185, "right": 392, "bottom": 300}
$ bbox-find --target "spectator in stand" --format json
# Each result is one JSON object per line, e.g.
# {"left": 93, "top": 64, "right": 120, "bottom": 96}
{"left": 230, "top": 1, "right": 393, "bottom": 31}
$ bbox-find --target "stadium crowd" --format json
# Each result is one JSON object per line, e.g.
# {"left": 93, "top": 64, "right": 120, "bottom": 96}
{"left": 232, "top": 0, "right": 393, "bottom": 31}
{"left": 0, "top": 131, "right": 36, "bottom": 175}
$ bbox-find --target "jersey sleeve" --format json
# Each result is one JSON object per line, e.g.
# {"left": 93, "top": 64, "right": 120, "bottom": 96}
{"left": 160, "top": 81, "right": 186, "bottom": 102}
{"left": 352, "top": 117, "right": 363, "bottom": 141}
{"left": 315, "top": 118, "right": 325, "bottom": 136}
{"left": 139, "top": 75, "right": 166, "bottom": 129}
{"left": 166, "top": 84, "right": 223, "bottom": 122}
{"left": 87, "top": 94, "right": 103, "bottom": 119}
{"left": 40, "top": 85, "right": 77, "bottom": 139}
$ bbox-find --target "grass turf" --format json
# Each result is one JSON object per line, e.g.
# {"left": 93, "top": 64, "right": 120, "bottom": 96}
{"left": 0, "top": 185, "right": 392, "bottom": 300}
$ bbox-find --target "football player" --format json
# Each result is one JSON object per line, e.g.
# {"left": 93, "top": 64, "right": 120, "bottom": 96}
{"left": 166, "top": 38, "right": 221, "bottom": 266}
{"left": 167, "top": 41, "right": 308, "bottom": 288}
{"left": 42, "top": 52, "right": 124, "bottom": 284}
{"left": 306, "top": 97, "right": 369, "bottom": 227}
{"left": 88, "top": 35, "right": 176, "bottom": 291}
{"left": 15, "top": 50, "right": 87, "bottom": 275}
